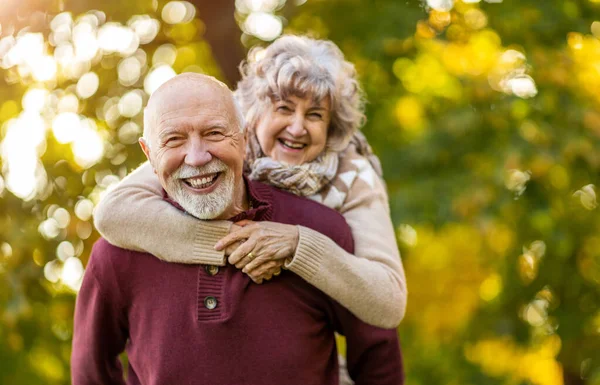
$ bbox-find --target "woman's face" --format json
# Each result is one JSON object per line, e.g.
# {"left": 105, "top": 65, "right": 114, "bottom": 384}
{"left": 254, "top": 94, "right": 331, "bottom": 165}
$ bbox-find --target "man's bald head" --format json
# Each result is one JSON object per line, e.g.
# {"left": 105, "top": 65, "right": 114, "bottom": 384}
{"left": 142, "top": 73, "right": 245, "bottom": 147}
{"left": 138, "top": 72, "right": 249, "bottom": 220}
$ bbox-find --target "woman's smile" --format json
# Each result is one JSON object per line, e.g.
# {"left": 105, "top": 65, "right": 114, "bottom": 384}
{"left": 255, "top": 94, "right": 331, "bottom": 165}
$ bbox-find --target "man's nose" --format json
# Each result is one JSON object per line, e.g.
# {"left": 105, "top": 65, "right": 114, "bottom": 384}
{"left": 185, "top": 140, "right": 212, "bottom": 167}
{"left": 286, "top": 115, "right": 307, "bottom": 137}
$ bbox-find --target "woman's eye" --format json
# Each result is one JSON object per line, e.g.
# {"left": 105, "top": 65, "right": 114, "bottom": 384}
{"left": 309, "top": 112, "right": 323, "bottom": 119}
{"left": 277, "top": 105, "right": 292, "bottom": 112}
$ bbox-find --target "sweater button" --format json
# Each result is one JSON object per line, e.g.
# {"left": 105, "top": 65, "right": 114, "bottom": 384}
{"left": 204, "top": 296, "right": 218, "bottom": 310}
{"left": 205, "top": 265, "right": 219, "bottom": 276}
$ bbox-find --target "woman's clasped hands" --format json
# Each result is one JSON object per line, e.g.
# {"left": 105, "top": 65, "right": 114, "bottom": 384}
{"left": 215, "top": 220, "right": 299, "bottom": 284}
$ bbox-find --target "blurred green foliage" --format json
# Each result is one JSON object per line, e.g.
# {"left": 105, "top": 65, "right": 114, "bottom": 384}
{"left": 0, "top": 0, "right": 599, "bottom": 384}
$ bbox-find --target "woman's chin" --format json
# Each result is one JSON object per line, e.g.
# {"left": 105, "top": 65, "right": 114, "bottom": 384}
{"left": 271, "top": 152, "right": 304, "bottom": 166}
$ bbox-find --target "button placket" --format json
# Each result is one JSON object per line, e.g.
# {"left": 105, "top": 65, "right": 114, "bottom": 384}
{"left": 204, "top": 296, "right": 218, "bottom": 310}
{"left": 205, "top": 265, "right": 219, "bottom": 276}
{"left": 197, "top": 265, "right": 225, "bottom": 321}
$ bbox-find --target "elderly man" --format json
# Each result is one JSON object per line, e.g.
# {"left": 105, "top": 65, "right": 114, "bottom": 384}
{"left": 71, "top": 74, "right": 403, "bottom": 385}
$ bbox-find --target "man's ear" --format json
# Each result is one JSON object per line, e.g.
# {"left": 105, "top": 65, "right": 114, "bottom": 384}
{"left": 138, "top": 138, "right": 156, "bottom": 173}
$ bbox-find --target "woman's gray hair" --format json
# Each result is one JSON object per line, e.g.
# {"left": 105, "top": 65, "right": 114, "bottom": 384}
{"left": 235, "top": 35, "right": 366, "bottom": 151}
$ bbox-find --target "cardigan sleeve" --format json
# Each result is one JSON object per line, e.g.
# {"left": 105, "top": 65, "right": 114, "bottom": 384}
{"left": 285, "top": 161, "right": 407, "bottom": 329}
{"left": 93, "top": 161, "right": 231, "bottom": 265}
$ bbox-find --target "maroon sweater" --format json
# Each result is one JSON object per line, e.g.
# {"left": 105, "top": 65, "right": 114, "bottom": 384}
{"left": 71, "top": 179, "right": 403, "bottom": 385}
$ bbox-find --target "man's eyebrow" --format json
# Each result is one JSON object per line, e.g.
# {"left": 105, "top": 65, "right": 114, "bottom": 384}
{"left": 158, "top": 127, "right": 185, "bottom": 139}
{"left": 206, "top": 122, "right": 228, "bottom": 129}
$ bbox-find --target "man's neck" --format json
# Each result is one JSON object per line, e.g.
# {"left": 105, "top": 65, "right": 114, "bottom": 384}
{"left": 214, "top": 179, "right": 250, "bottom": 220}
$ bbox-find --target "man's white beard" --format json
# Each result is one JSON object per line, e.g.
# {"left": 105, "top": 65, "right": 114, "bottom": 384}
{"left": 165, "top": 160, "right": 235, "bottom": 219}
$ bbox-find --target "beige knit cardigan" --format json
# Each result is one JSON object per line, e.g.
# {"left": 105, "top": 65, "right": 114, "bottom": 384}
{"left": 93, "top": 144, "right": 407, "bottom": 328}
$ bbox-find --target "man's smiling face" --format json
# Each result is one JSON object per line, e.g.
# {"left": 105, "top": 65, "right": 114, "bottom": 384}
{"left": 140, "top": 74, "right": 247, "bottom": 220}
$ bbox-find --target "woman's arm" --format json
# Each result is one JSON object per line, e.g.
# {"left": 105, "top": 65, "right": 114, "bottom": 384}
{"left": 93, "top": 162, "right": 231, "bottom": 265}
{"left": 285, "top": 173, "right": 407, "bottom": 329}
{"left": 221, "top": 164, "right": 407, "bottom": 328}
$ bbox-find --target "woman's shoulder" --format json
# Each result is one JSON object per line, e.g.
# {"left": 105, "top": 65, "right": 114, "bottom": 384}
{"left": 310, "top": 143, "right": 383, "bottom": 211}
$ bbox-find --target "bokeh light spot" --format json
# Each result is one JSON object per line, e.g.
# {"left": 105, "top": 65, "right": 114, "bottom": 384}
{"left": 144, "top": 64, "right": 177, "bottom": 95}
{"left": 244, "top": 12, "right": 283, "bottom": 41}
{"left": 61, "top": 257, "right": 84, "bottom": 291}
{"left": 56, "top": 241, "right": 75, "bottom": 261}
{"left": 153, "top": 44, "right": 177, "bottom": 66}
{"left": 76, "top": 72, "right": 100, "bottom": 99}
{"left": 163, "top": 1, "right": 196, "bottom": 25}
{"left": 118, "top": 56, "right": 143, "bottom": 86}
{"left": 118, "top": 90, "right": 144, "bottom": 118}
{"left": 53, "top": 208, "right": 71, "bottom": 229}
{"left": 52, "top": 112, "right": 81, "bottom": 144}
{"left": 22, "top": 88, "right": 49, "bottom": 113}
{"left": 75, "top": 199, "right": 94, "bottom": 221}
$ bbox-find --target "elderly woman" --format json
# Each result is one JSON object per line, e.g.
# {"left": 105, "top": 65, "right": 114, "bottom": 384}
{"left": 94, "top": 35, "right": 407, "bottom": 329}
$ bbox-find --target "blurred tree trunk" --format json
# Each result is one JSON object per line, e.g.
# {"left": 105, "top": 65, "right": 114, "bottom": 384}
{"left": 188, "top": 0, "right": 244, "bottom": 86}
{"left": 563, "top": 370, "right": 585, "bottom": 385}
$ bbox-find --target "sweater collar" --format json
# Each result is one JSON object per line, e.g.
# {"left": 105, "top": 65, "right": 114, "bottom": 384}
{"left": 163, "top": 176, "right": 273, "bottom": 222}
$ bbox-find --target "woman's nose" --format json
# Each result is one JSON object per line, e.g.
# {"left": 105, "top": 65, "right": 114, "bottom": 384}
{"left": 286, "top": 116, "right": 307, "bottom": 137}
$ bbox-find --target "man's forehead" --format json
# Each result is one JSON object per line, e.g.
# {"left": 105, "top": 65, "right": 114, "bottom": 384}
{"left": 156, "top": 105, "right": 234, "bottom": 129}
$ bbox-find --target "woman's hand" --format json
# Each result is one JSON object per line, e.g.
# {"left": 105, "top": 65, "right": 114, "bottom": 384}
{"left": 215, "top": 220, "right": 299, "bottom": 283}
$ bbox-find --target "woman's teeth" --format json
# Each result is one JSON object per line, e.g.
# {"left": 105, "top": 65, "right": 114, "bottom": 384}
{"left": 185, "top": 173, "right": 218, "bottom": 189}
{"left": 280, "top": 139, "right": 306, "bottom": 149}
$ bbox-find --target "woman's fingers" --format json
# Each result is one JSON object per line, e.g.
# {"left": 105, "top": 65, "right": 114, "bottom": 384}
{"left": 228, "top": 241, "right": 256, "bottom": 268}
{"left": 215, "top": 224, "right": 254, "bottom": 251}
{"left": 223, "top": 240, "right": 243, "bottom": 257}
{"left": 246, "top": 260, "right": 283, "bottom": 281}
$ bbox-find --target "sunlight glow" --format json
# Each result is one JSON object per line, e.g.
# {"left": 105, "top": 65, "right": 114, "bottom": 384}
{"left": 22, "top": 89, "right": 49, "bottom": 113}
{"left": 118, "top": 121, "right": 141, "bottom": 144}
{"left": 74, "top": 199, "right": 94, "bottom": 221}
{"left": 31, "top": 56, "right": 58, "bottom": 82}
{"left": 236, "top": 0, "right": 281, "bottom": 13}
{"left": 153, "top": 44, "right": 177, "bottom": 66}
{"left": 44, "top": 260, "right": 62, "bottom": 283}
{"left": 61, "top": 257, "right": 84, "bottom": 291}
{"left": 53, "top": 208, "right": 71, "bottom": 229}
{"left": 52, "top": 112, "right": 80, "bottom": 144}
{"left": 58, "top": 94, "right": 80, "bottom": 113}
{"left": 39, "top": 218, "right": 61, "bottom": 240}
{"left": 72, "top": 120, "right": 104, "bottom": 168}
{"left": 427, "top": 0, "right": 454, "bottom": 12}
{"left": 76, "top": 72, "right": 100, "bottom": 99}
{"left": 98, "top": 23, "right": 139, "bottom": 56}
{"left": 57, "top": 241, "right": 75, "bottom": 261}
{"left": 162, "top": 1, "right": 196, "bottom": 25}
{"left": 505, "top": 75, "right": 538, "bottom": 99}
{"left": 73, "top": 21, "right": 99, "bottom": 61}
{"left": 573, "top": 184, "right": 597, "bottom": 210}
{"left": 128, "top": 15, "right": 161, "bottom": 44}
{"left": 118, "top": 90, "right": 144, "bottom": 118}
{"left": 118, "top": 56, "right": 143, "bottom": 86}
{"left": 244, "top": 12, "right": 282, "bottom": 41}
{"left": 144, "top": 64, "right": 176, "bottom": 94}
{"left": 505, "top": 169, "right": 531, "bottom": 197}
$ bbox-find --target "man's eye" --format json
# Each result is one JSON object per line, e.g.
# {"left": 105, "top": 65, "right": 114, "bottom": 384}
{"left": 206, "top": 131, "right": 225, "bottom": 138}
{"left": 164, "top": 137, "right": 184, "bottom": 145}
